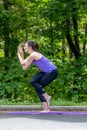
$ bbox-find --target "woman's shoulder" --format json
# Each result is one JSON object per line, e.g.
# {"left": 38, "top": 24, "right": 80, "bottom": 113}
{"left": 31, "top": 51, "right": 42, "bottom": 60}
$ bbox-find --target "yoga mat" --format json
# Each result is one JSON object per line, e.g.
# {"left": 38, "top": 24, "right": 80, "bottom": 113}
{"left": 8, "top": 111, "right": 87, "bottom": 115}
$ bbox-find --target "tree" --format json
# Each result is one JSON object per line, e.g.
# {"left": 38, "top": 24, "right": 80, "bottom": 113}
{"left": 39, "top": 0, "right": 87, "bottom": 59}
{"left": 3, "top": 0, "right": 10, "bottom": 59}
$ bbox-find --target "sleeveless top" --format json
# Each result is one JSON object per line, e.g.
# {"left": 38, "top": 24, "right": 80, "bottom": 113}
{"left": 33, "top": 55, "right": 57, "bottom": 73}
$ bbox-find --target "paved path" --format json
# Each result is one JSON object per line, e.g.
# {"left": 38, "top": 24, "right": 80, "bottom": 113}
{"left": 0, "top": 113, "right": 87, "bottom": 130}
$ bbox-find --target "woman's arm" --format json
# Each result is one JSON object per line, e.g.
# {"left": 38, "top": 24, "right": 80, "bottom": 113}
{"left": 17, "top": 52, "right": 24, "bottom": 65}
{"left": 17, "top": 44, "right": 24, "bottom": 65}
{"left": 17, "top": 44, "right": 35, "bottom": 70}
{"left": 17, "top": 52, "right": 34, "bottom": 70}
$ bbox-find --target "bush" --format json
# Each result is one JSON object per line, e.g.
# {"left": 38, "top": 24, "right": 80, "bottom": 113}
{"left": 0, "top": 52, "right": 87, "bottom": 103}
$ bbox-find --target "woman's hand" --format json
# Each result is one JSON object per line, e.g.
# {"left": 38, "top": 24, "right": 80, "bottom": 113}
{"left": 18, "top": 44, "right": 23, "bottom": 54}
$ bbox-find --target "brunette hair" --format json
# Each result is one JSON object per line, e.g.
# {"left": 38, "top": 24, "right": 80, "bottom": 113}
{"left": 26, "top": 40, "right": 39, "bottom": 51}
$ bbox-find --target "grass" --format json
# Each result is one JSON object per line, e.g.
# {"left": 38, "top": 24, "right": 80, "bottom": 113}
{"left": 51, "top": 99, "right": 87, "bottom": 106}
{"left": 0, "top": 99, "right": 87, "bottom": 106}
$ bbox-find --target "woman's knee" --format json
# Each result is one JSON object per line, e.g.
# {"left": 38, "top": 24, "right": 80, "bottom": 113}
{"left": 30, "top": 78, "right": 35, "bottom": 86}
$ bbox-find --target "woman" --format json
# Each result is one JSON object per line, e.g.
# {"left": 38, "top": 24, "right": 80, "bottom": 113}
{"left": 17, "top": 40, "right": 58, "bottom": 112}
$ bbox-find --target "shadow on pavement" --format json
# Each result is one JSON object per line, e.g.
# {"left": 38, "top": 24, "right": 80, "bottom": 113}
{"left": 0, "top": 113, "right": 87, "bottom": 123}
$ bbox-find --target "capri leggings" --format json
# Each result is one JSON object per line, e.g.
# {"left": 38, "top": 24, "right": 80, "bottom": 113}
{"left": 30, "top": 69, "right": 58, "bottom": 102}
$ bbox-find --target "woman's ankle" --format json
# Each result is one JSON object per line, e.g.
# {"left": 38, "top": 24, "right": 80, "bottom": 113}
{"left": 42, "top": 93, "right": 51, "bottom": 107}
{"left": 42, "top": 102, "right": 50, "bottom": 111}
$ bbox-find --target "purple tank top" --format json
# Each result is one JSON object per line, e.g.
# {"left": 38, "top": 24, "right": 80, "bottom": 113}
{"left": 33, "top": 55, "right": 57, "bottom": 73}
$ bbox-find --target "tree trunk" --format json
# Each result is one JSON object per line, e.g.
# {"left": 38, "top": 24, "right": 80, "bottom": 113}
{"left": 72, "top": 7, "right": 80, "bottom": 53}
{"left": 72, "top": 17, "right": 80, "bottom": 51}
{"left": 83, "top": 23, "right": 87, "bottom": 53}
{"left": 3, "top": 0, "right": 10, "bottom": 70}
{"left": 69, "top": 48, "right": 73, "bottom": 59}
{"left": 66, "top": 19, "right": 81, "bottom": 59}
{"left": 3, "top": 0, "right": 10, "bottom": 58}
{"left": 49, "top": 19, "right": 54, "bottom": 56}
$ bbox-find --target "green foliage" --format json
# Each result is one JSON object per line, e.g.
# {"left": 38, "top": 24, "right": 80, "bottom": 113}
{"left": 0, "top": 0, "right": 87, "bottom": 104}
{"left": 55, "top": 52, "right": 87, "bottom": 102}
{"left": 0, "top": 57, "right": 39, "bottom": 102}
{"left": 0, "top": 52, "right": 87, "bottom": 103}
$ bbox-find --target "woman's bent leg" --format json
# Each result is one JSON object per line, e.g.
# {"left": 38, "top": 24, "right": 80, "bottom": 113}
{"left": 30, "top": 72, "right": 46, "bottom": 102}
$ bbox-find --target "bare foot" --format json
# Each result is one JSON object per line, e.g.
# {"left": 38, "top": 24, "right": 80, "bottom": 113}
{"left": 46, "top": 96, "right": 51, "bottom": 107}
{"left": 40, "top": 109, "right": 50, "bottom": 113}
{"left": 42, "top": 102, "right": 50, "bottom": 112}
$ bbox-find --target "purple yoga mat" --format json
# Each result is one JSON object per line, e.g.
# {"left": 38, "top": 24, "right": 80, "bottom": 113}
{"left": 8, "top": 111, "right": 87, "bottom": 115}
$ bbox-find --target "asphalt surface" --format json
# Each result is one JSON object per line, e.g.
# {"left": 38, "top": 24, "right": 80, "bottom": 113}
{"left": 0, "top": 105, "right": 87, "bottom": 130}
{"left": 0, "top": 113, "right": 87, "bottom": 130}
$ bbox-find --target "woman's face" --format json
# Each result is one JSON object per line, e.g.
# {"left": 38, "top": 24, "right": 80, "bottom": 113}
{"left": 24, "top": 43, "right": 32, "bottom": 53}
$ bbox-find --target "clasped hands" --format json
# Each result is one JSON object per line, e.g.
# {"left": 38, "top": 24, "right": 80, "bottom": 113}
{"left": 17, "top": 44, "right": 23, "bottom": 55}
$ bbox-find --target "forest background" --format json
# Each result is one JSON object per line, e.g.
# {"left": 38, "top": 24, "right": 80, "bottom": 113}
{"left": 0, "top": 0, "right": 87, "bottom": 105}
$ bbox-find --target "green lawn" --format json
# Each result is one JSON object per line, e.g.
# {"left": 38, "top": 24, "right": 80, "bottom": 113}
{"left": 0, "top": 99, "right": 86, "bottom": 106}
